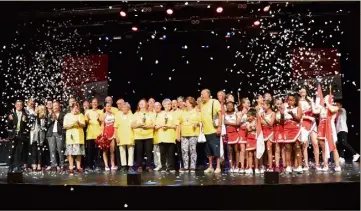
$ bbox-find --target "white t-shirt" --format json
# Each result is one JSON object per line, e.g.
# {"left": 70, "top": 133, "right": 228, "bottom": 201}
{"left": 336, "top": 108, "right": 348, "bottom": 133}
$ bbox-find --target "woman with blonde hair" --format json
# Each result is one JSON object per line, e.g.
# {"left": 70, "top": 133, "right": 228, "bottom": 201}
{"left": 63, "top": 103, "right": 86, "bottom": 174}
{"left": 131, "top": 99, "right": 156, "bottom": 173}
{"left": 155, "top": 98, "right": 178, "bottom": 172}
{"left": 30, "top": 105, "right": 47, "bottom": 171}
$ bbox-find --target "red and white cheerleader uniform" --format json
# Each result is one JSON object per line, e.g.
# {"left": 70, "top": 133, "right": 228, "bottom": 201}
{"left": 299, "top": 99, "right": 317, "bottom": 143}
{"left": 238, "top": 113, "right": 248, "bottom": 145}
{"left": 283, "top": 106, "right": 301, "bottom": 143}
{"left": 317, "top": 107, "right": 329, "bottom": 140}
{"left": 273, "top": 112, "right": 284, "bottom": 143}
{"left": 245, "top": 120, "right": 257, "bottom": 151}
{"left": 223, "top": 112, "right": 239, "bottom": 145}
{"left": 103, "top": 113, "right": 115, "bottom": 140}
{"left": 261, "top": 112, "right": 274, "bottom": 142}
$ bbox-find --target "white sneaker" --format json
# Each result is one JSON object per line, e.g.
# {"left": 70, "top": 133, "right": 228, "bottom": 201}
{"left": 353, "top": 154, "right": 360, "bottom": 162}
{"left": 245, "top": 168, "right": 253, "bottom": 174}
{"left": 229, "top": 168, "right": 234, "bottom": 173}
{"left": 239, "top": 168, "right": 245, "bottom": 174}
{"left": 303, "top": 166, "right": 309, "bottom": 171}
{"left": 339, "top": 157, "right": 345, "bottom": 165}
{"left": 204, "top": 168, "right": 214, "bottom": 174}
{"left": 105, "top": 167, "right": 110, "bottom": 171}
{"left": 169, "top": 170, "right": 176, "bottom": 173}
{"left": 255, "top": 169, "right": 261, "bottom": 174}
{"left": 154, "top": 166, "right": 161, "bottom": 171}
{"left": 235, "top": 168, "right": 239, "bottom": 173}
{"left": 322, "top": 166, "right": 329, "bottom": 172}
{"left": 259, "top": 168, "right": 265, "bottom": 174}
{"left": 315, "top": 166, "right": 322, "bottom": 171}
{"left": 294, "top": 166, "right": 303, "bottom": 174}
{"left": 285, "top": 166, "right": 292, "bottom": 174}
{"left": 214, "top": 168, "right": 221, "bottom": 174}
{"left": 334, "top": 166, "right": 342, "bottom": 172}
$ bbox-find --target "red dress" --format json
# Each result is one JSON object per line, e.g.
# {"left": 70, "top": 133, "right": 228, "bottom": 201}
{"left": 238, "top": 113, "right": 247, "bottom": 144}
{"left": 283, "top": 107, "right": 301, "bottom": 143}
{"left": 261, "top": 112, "right": 274, "bottom": 142}
{"left": 223, "top": 112, "right": 239, "bottom": 144}
{"left": 103, "top": 113, "right": 115, "bottom": 140}
{"left": 273, "top": 112, "right": 284, "bottom": 143}
{"left": 317, "top": 107, "right": 328, "bottom": 139}
{"left": 246, "top": 121, "right": 256, "bottom": 151}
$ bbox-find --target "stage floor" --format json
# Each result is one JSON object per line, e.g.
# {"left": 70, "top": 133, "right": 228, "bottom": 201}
{"left": 0, "top": 162, "right": 359, "bottom": 186}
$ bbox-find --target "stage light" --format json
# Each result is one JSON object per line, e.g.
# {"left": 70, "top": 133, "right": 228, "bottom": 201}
{"left": 253, "top": 20, "right": 260, "bottom": 26}
{"left": 131, "top": 26, "right": 138, "bottom": 32}
{"left": 120, "top": 11, "right": 127, "bottom": 17}
{"left": 216, "top": 7, "right": 223, "bottom": 13}
{"left": 166, "top": 9, "right": 173, "bottom": 15}
{"left": 263, "top": 5, "right": 270, "bottom": 12}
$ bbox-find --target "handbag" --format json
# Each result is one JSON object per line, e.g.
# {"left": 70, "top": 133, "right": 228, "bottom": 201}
{"left": 198, "top": 123, "right": 206, "bottom": 143}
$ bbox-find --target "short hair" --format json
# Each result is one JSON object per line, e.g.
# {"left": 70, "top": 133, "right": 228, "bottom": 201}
{"left": 124, "top": 102, "right": 131, "bottom": 108}
{"left": 177, "top": 96, "right": 185, "bottom": 101}
{"left": 162, "top": 98, "right": 172, "bottom": 107}
{"left": 185, "top": 96, "right": 197, "bottom": 108}
{"left": 202, "top": 89, "right": 211, "bottom": 96}
{"left": 15, "top": 100, "right": 23, "bottom": 105}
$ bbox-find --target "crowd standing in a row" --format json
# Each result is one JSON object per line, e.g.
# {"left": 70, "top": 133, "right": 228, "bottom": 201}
{"left": 6, "top": 87, "right": 359, "bottom": 174}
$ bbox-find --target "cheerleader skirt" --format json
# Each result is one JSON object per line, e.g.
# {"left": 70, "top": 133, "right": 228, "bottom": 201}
{"left": 246, "top": 133, "right": 256, "bottom": 151}
{"left": 238, "top": 125, "right": 247, "bottom": 144}
{"left": 262, "top": 126, "right": 274, "bottom": 142}
{"left": 283, "top": 121, "right": 301, "bottom": 143}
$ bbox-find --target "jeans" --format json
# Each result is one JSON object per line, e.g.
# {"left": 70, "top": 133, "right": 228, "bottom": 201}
{"left": 47, "top": 133, "right": 65, "bottom": 167}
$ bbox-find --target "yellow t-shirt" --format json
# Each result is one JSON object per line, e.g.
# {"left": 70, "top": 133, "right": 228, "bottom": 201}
{"left": 64, "top": 113, "right": 85, "bottom": 145}
{"left": 179, "top": 109, "right": 201, "bottom": 137}
{"left": 85, "top": 109, "right": 103, "bottom": 140}
{"left": 201, "top": 99, "right": 221, "bottom": 135}
{"left": 172, "top": 109, "right": 183, "bottom": 140}
{"left": 155, "top": 111, "right": 177, "bottom": 144}
{"left": 114, "top": 111, "right": 134, "bottom": 146}
{"left": 132, "top": 111, "right": 156, "bottom": 140}
{"left": 110, "top": 107, "right": 119, "bottom": 115}
{"left": 153, "top": 112, "right": 162, "bottom": 144}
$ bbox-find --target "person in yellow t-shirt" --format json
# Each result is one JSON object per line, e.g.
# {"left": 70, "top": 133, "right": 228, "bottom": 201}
{"left": 177, "top": 97, "right": 201, "bottom": 172}
{"left": 84, "top": 98, "right": 103, "bottom": 170}
{"left": 153, "top": 102, "right": 163, "bottom": 171}
{"left": 200, "top": 89, "right": 222, "bottom": 174}
{"left": 175, "top": 96, "right": 186, "bottom": 170}
{"left": 63, "top": 103, "right": 86, "bottom": 174}
{"left": 131, "top": 99, "right": 156, "bottom": 173}
{"left": 115, "top": 102, "right": 135, "bottom": 172}
{"left": 155, "top": 99, "right": 178, "bottom": 172}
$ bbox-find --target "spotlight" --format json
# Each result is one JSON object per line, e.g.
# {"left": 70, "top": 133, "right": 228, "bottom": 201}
{"left": 253, "top": 20, "right": 260, "bottom": 26}
{"left": 263, "top": 5, "right": 270, "bottom": 12}
{"left": 166, "top": 9, "right": 173, "bottom": 15}
{"left": 120, "top": 11, "right": 127, "bottom": 17}
{"left": 216, "top": 7, "right": 223, "bottom": 13}
{"left": 131, "top": 26, "right": 138, "bottom": 32}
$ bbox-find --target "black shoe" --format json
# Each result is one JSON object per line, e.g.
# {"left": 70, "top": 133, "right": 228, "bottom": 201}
{"left": 120, "top": 167, "right": 127, "bottom": 172}
{"left": 160, "top": 167, "right": 167, "bottom": 172}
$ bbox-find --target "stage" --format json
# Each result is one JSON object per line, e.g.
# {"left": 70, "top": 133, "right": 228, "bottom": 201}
{"left": 0, "top": 162, "right": 359, "bottom": 210}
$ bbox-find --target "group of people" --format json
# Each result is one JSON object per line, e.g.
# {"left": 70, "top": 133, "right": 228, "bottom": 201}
{"left": 6, "top": 87, "right": 359, "bottom": 175}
